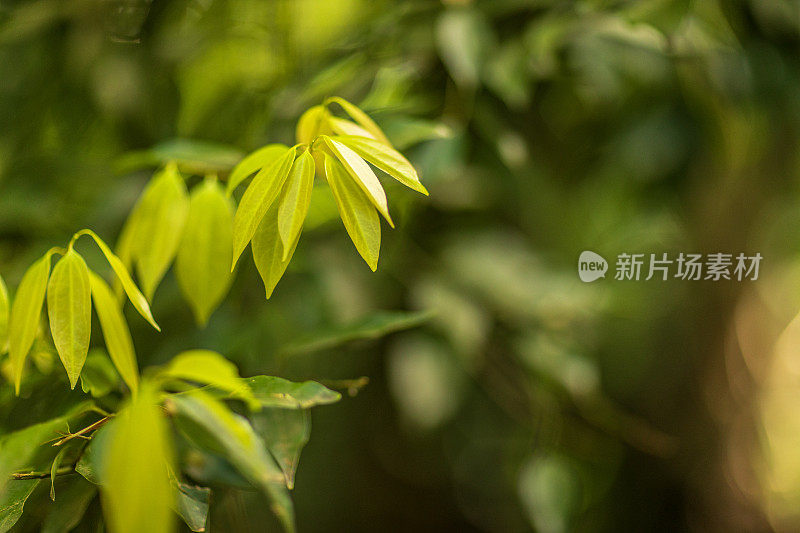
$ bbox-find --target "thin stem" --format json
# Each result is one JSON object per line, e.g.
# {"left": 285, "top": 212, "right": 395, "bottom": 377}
{"left": 11, "top": 466, "right": 74, "bottom": 480}
{"left": 52, "top": 415, "right": 113, "bottom": 447}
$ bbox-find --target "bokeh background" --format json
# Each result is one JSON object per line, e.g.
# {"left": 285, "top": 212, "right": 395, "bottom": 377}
{"left": 3, "top": 0, "right": 800, "bottom": 531}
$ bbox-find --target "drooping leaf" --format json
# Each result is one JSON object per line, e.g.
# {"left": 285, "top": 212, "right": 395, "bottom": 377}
{"left": 0, "top": 479, "right": 39, "bottom": 533}
{"left": 169, "top": 391, "right": 295, "bottom": 533}
{"left": 227, "top": 144, "right": 288, "bottom": 196}
{"left": 78, "top": 230, "right": 159, "bottom": 331}
{"left": 49, "top": 446, "right": 69, "bottom": 500}
{"left": 132, "top": 164, "right": 190, "bottom": 300}
{"left": 323, "top": 154, "right": 381, "bottom": 270}
{"left": 159, "top": 350, "right": 257, "bottom": 409}
{"left": 112, "top": 196, "right": 145, "bottom": 300}
{"left": 322, "top": 136, "right": 393, "bottom": 227}
{"left": 176, "top": 179, "right": 235, "bottom": 326}
{"left": 251, "top": 185, "right": 302, "bottom": 299}
{"left": 101, "top": 381, "right": 175, "bottom": 533}
{"left": 41, "top": 477, "right": 96, "bottom": 533}
{"left": 328, "top": 117, "right": 375, "bottom": 139}
{"left": 251, "top": 408, "right": 310, "bottom": 490}
{"left": 295, "top": 105, "right": 330, "bottom": 145}
{"left": 0, "top": 273, "right": 9, "bottom": 354}
{"left": 79, "top": 348, "right": 121, "bottom": 398}
{"left": 245, "top": 376, "right": 341, "bottom": 409}
{"left": 283, "top": 310, "right": 433, "bottom": 355}
{"left": 232, "top": 147, "right": 296, "bottom": 269}
{"left": 277, "top": 149, "right": 315, "bottom": 259}
{"left": 168, "top": 472, "right": 210, "bottom": 533}
{"left": 334, "top": 135, "right": 429, "bottom": 195}
{"left": 47, "top": 249, "right": 92, "bottom": 389}
{"left": 326, "top": 97, "right": 391, "bottom": 146}
{"left": 89, "top": 272, "right": 139, "bottom": 394}
{"left": 9, "top": 250, "right": 54, "bottom": 394}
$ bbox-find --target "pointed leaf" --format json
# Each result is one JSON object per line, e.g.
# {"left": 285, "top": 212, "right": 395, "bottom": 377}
{"left": 50, "top": 446, "right": 69, "bottom": 500}
{"left": 101, "top": 381, "right": 175, "bottom": 533}
{"left": 133, "top": 165, "right": 190, "bottom": 300}
{"left": 252, "top": 408, "right": 310, "bottom": 490}
{"left": 0, "top": 479, "right": 39, "bottom": 533}
{"left": 334, "top": 135, "right": 428, "bottom": 195}
{"left": 295, "top": 105, "right": 330, "bottom": 145}
{"left": 232, "top": 147, "right": 296, "bottom": 269}
{"left": 323, "top": 154, "right": 381, "bottom": 270}
{"left": 112, "top": 198, "right": 145, "bottom": 300}
{"left": 328, "top": 117, "right": 375, "bottom": 139}
{"left": 0, "top": 273, "right": 8, "bottom": 355}
{"left": 326, "top": 97, "right": 391, "bottom": 146}
{"left": 278, "top": 150, "right": 315, "bottom": 259}
{"left": 47, "top": 249, "right": 91, "bottom": 389}
{"left": 89, "top": 273, "right": 139, "bottom": 394}
{"left": 9, "top": 251, "right": 54, "bottom": 394}
{"left": 322, "top": 136, "right": 393, "bottom": 226}
{"left": 245, "top": 376, "right": 341, "bottom": 409}
{"left": 251, "top": 186, "right": 302, "bottom": 299}
{"left": 160, "top": 350, "right": 257, "bottom": 409}
{"left": 227, "top": 144, "right": 289, "bottom": 196}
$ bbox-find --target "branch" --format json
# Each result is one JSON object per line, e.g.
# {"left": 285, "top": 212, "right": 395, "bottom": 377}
{"left": 11, "top": 466, "right": 74, "bottom": 480}
{"left": 52, "top": 415, "right": 113, "bottom": 447}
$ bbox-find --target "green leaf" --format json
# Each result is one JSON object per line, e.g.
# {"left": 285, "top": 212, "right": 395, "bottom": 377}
{"left": 0, "top": 479, "right": 39, "bottom": 533}
{"left": 326, "top": 97, "right": 392, "bottom": 146}
{"left": 283, "top": 310, "right": 433, "bottom": 356}
{"left": 160, "top": 350, "right": 258, "bottom": 410}
{"left": 176, "top": 179, "right": 235, "bottom": 326}
{"left": 112, "top": 200, "right": 145, "bottom": 300}
{"left": 295, "top": 105, "right": 330, "bottom": 145}
{"left": 79, "top": 348, "right": 120, "bottom": 398}
{"left": 101, "top": 381, "right": 175, "bottom": 533}
{"left": 47, "top": 249, "right": 92, "bottom": 390}
{"left": 49, "top": 446, "right": 69, "bottom": 500}
{"left": 169, "top": 473, "right": 210, "bottom": 533}
{"left": 251, "top": 184, "right": 301, "bottom": 299}
{"left": 132, "top": 164, "right": 190, "bottom": 300}
{"left": 9, "top": 250, "right": 54, "bottom": 395}
{"left": 77, "top": 230, "right": 159, "bottom": 331}
{"left": 323, "top": 154, "right": 381, "bottom": 271}
{"left": 117, "top": 138, "right": 245, "bottom": 177}
{"left": 322, "top": 136, "right": 393, "bottom": 227}
{"left": 277, "top": 149, "right": 315, "bottom": 259}
{"left": 245, "top": 376, "right": 341, "bottom": 409}
{"left": 328, "top": 117, "right": 375, "bottom": 139}
{"left": 170, "top": 391, "right": 295, "bottom": 533}
{"left": 252, "top": 408, "right": 310, "bottom": 490}
{"left": 227, "top": 144, "right": 288, "bottom": 196}
{"left": 75, "top": 424, "right": 110, "bottom": 486}
{"left": 333, "top": 135, "right": 429, "bottom": 195}
{"left": 232, "top": 147, "right": 296, "bottom": 269}
{"left": 88, "top": 272, "right": 139, "bottom": 394}
{"left": 41, "top": 477, "right": 96, "bottom": 533}
{"left": 0, "top": 273, "right": 9, "bottom": 355}
{"left": 42, "top": 480, "right": 95, "bottom": 533}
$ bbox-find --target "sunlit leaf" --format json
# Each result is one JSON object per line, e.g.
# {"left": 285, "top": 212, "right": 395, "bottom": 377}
{"left": 227, "top": 144, "right": 288, "bottom": 196}
{"left": 323, "top": 154, "right": 380, "bottom": 271}
{"left": 295, "top": 105, "right": 330, "bottom": 145}
{"left": 251, "top": 185, "right": 301, "bottom": 299}
{"left": 326, "top": 97, "right": 391, "bottom": 146}
{"left": 47, "top": 249, "right": 91, "bottom": 389}
{"left": 0, "top": 479, "right": 39, "bottom": 533}
{"left": 41, "top": 477, "right": 96, "bottom": 533}
{"left": 0, "top": 273, "right": 9, "bottom": 355}
{"left": 334, "top": 135, "right": 428, "bottom": 195}
{"left": 132, "top": 164, "right": 190, "bottom": 300}
{"left": 9, "top": 250, "right": 54, "bottom": 394}
{"left": 89, "top": 272, "right": 139, "bottom": 394}
{"left": 322, "top": 136, "right": 393, "bottom": 226}
{"left": 79, "top": 348, "right": 120, "bottom": 398}
{"left": 252, "top": 408, "right": 310, "bottom": 490}
{"left": 112, "top": 199, "right": 144, "bottom": 301}
{"left": 170, "top": 390, "right": 295, "bottom": 533}
{"left": 101, "top": 381, "right": 175, "bottom": 533}
{"left": 176, "top": 179, "right": 234, "bottom": 325}
{"left": 328, "top": 117, "right": 375, "bottom": 139}
{"left": 232, "top": 147, "right": 296, "bottom": 269}
{"left": 160, "top": 350, "right": 258, "bottom": 409}
{"left": 245, "top": 376, "right": 341, "bottom": 409}
{"left": 277, "top": 149, "right": 315, "bottom": 259}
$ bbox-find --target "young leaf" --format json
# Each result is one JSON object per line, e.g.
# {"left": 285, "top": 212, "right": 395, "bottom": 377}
{"left": 323, "top": 154, "right": 381, "bottom": 271}
{"left": 277, "top": 149, "right": 315, "bottom": 259}
{"left": 232, "top": 147, "right": 296, "bottom": 269}
{"left": 245, "top": 376, "right": 341, "bottom": 409}
{"left": 333, "top": 135, "right": 429, "bottom": 195}
{"left": 133, "top": 164, "right": 190, "bottom": 300}
{"left": 326, "top": 96, "right": 392, "bottom": 146}
{"left": 251, "top": 186, "right": 301, "bottom": 299}
{"left": 322, "top": 136, "right": 393, "bottom": 227}
{"left": 0, "top": 479, "right": 39, "bottom": 532}
{"left": 50, "top": 446, "right": 69, "bottom": 500}
{"left": 89, "top": 273, "right": 139, "bottom": 394}
{"left": 159, "top": 350, "right": 257, "bottom": 409}
{"left": 9, "top": 251, "right": 54, "bottom": 394}
{"left": 113, "top": 198, "right": 144, "bottom": 300}
{"left": 77, "top": 230, "right": 159, "bottom": 331}
{"left": 227, "top": 144, "right": 288, "bottom": 196}
{"left": 295, "top": 105, "right": 330, "bottom": 145}
{"left": 251, "top": 408, "right": 310, "bottom": 490}
{"left": 176, "top": 179, "right": 235, "bottom": 326}
{"left": 328, "top": 117, "right": 375, "bottom": 139}
{"left": 0, "top": 273, "right": 8, "bottom": 354}
{"left": 101, "top": 381, "right": 175, "bottom": 533}
{"left": 47, "top": 249, "right": 92, "bottom": 390}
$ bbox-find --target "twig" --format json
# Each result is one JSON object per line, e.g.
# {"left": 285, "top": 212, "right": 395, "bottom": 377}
{"left": 11, "top": 466, "right": 74, "bottom": 480}
{"left": 52, "top": 415, "right": 113, "bottom": 447}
